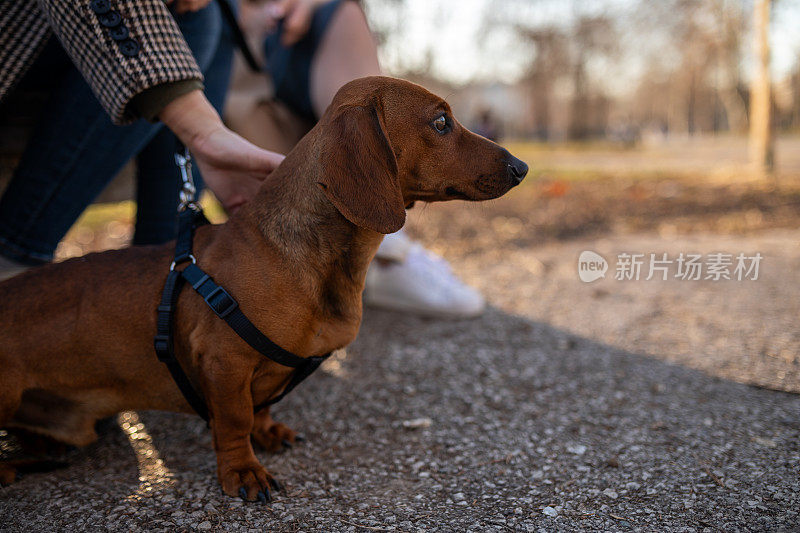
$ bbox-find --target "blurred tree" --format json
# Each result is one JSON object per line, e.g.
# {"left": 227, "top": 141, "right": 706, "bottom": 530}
{"left": 362, "top": 0, "right": 799, "bottom": 142}
{"left": 503, "top": 3, "right": 617, "bottom": 141}
{"left": 749, "top": 0, "right": 774, "bottom": 173}
{"left": 629, "top": 0, "right": 750, "bottom": 136}
{"left": 793, "top": 57, "right": 800, "bottom": 130}
{"left": 519, "top": 27, "right": 569, "bottom": 140}
{"left": 567, "top": 15, "right": 616, "bottom": 141}
{"left": 713, "top": 0, "right": 749, "bottom": 133}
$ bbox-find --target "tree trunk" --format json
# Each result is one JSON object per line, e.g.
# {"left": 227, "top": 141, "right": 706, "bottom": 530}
{"left": 568, "top": 58, "right": 589, "bottom": 141}
{"left": 749, "top": 0, "right": 774, "bottom": 173}
{"left": 793, "top": 63, "right": 800, "bottom": 130}
{"left": 531, "top": 72, "right": 551, "bottom": 141}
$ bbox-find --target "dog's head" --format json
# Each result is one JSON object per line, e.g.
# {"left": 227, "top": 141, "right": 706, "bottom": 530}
{"left": 315, "top": 76, "right": 528, "bottom": 234}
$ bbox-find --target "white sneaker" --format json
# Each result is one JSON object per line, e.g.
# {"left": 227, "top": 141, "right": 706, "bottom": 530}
{"left": 374, "top": 229, "right": 414, "bottom": 263}
{"left": 364, "top": 241, "right": 485, "bottom": 319}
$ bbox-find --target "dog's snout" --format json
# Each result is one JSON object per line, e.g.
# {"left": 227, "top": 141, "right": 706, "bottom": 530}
{"left": 505, "top": 154, "right": 528, "bottom": 185}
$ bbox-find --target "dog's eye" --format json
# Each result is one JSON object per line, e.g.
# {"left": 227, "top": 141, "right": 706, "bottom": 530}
{"left": 432, "top": 114, "right": 449, "bottom": 134}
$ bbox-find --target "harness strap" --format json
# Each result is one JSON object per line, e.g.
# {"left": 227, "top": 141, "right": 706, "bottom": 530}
{"left": 154, "top": 209, "right": 330, "bottom": 421}
{"left": 180, "top": 261, "right": 329, "bottom": 411}
{"left": 216, "top": 0, "right": 263, "bottom": 73}
{"left": 174, "top": 208, "right": 208, "bottom": 265}
{"left": 253, "top": 355, "right": 327, "bottom": 412}
{"left": 154, "top": 269, "right": 210, "bottom": 420}
{"left": 181, "top": 263, "right": 308, "bottom": 369}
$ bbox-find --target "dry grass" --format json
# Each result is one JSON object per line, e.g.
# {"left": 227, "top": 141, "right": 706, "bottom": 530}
{"left": 56, "top": 138, "right": 800, "bottom": 261}
{"left": 55, "top": 194, "right": 227, "bottom": 261}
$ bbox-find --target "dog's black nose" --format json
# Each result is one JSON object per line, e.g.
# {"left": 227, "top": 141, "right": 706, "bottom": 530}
{"left": 506, "top": 155, "right": 528, "bottom": 185}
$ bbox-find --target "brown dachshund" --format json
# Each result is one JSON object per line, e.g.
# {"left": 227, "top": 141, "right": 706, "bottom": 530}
{"left": 0, "top": 76, "right": 527, "bottom": 500}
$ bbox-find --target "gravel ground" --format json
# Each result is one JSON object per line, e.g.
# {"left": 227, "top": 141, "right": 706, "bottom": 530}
{"left": 405, "top": 177, "right": 800, "bottom": 394}
{"left": 419, "top": 228, "right": 800, "bottom": 395}
{"left": 0, "top": 306, "right": 799, "bottom": 532}
{"left": 2, "top": 179, "right": 800, "bottom": 531}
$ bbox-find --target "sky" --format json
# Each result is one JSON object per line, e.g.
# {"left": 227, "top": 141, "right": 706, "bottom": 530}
{"left": 367, "top": 0, "right": 800, "bottom": 90}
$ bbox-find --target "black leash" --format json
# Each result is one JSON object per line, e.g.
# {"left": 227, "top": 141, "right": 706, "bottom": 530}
{"left": 154, "top": 145, "right": 329, "bottom": 421}
{"left": 217, "top": 0, "right": 263, "bottom": 73}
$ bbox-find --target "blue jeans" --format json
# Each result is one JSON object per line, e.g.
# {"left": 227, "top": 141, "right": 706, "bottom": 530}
{"left": 0, "top": 2, "right": 234, "bottom": 264}
{"left": 264, "top": 0, "right": 345, "bottom": 122}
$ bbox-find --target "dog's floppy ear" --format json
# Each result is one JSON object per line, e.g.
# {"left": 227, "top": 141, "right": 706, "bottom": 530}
{"left": 317, "top": 103, "right": 405, "bottom": 234}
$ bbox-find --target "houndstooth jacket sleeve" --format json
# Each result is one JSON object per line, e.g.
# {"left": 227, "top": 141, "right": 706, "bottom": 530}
{"left": 0, "top": 0, "right": 203, "bottom": 125}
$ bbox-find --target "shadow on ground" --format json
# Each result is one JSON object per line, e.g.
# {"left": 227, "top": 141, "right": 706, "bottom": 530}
{"left": 1, "top": 306, "right": 798, "bottom": 532}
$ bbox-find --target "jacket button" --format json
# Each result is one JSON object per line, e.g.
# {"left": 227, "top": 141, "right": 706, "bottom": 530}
{"left": 98, "top": 10, "right": 122, "bottom": 27}
{"left": 108, "top": 25, "right": 129, "bottom": 41}
{"left": 118, "top": 39, "right": 140, "bottom": 57}
{"left": 90, "top": 0, "right": 111, "bottom": 14}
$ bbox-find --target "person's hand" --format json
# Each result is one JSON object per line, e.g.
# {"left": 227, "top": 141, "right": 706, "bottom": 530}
{"left": 160, "top": 90, "right": 285, "bottom": 213}
{"left": 244, "top": 0, "right": 327, "bottom": 46}
{"left": 189, "top": 125, "right": 285, "bottom": 213}
{"left": 166, "top": 0, "right": 213, "bottom": 14}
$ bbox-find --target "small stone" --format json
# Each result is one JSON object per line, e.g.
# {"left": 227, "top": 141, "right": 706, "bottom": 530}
{"left": 402, "top": 418, "right": 432, "bottom": 429}
{"left": 542, "top": 506, "right": 558, "bottom": 517}
{"left": 197, "top": 521, "right": 212, "bottom": 531}
{"left": 754, "top": 437, "right": 777, "bottom": 448}
{"left": 603, "top": 488, "right": 619, "bottom": 499}
{"left": 453, "top": 492, "right": 465, "bottom": 501}
{"left": 567, "top": 444, "right": 587, "bottom": 455}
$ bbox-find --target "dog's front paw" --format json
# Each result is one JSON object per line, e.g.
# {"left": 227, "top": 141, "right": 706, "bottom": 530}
{"left": 252, "top": 420, "right": 303, "bottom": 453}
{"left": 218, "top": 460, "right": 283, "bottom": 503}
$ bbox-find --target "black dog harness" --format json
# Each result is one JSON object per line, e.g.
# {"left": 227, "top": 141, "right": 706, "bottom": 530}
{"left": 153, "top": 149, "right": 329, "bottom": 421}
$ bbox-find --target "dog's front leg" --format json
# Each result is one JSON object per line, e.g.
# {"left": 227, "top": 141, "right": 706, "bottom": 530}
{"left": 251, "top": 407, "right": 302, "bottom": 453}
{"left": 205, "top": 371, "right": 281, "bottom": 503}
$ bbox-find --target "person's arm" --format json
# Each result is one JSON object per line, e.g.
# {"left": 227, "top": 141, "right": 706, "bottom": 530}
{"left": 37, "top": 0, "right": 282, "bottom": 210}
{"left": 36, "top": 0, "right": 205, "bottom": 124}
{"left": 160, "top": 89, "right": 285, "bottom": 213}
{"left": 241, "top": 0, "right": 337, "bottom": 46}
